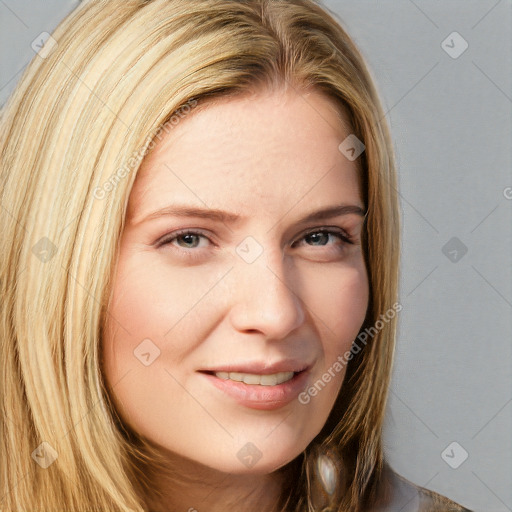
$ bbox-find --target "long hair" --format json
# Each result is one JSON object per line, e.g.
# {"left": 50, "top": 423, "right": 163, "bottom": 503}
{"left": 0, "top": 1, "right": 399, "bottom": 510}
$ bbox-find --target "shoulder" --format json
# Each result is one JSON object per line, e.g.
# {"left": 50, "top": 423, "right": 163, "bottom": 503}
{"left": 371, "top": 465, "right": 473, "bottom": 512}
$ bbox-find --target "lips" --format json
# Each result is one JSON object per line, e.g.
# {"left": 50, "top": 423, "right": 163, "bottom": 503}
{"left": 198, "top": 360, "right": 313, "bottom": 410}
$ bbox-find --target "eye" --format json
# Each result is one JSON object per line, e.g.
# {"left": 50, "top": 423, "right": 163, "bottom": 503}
{"left": 293, "top": 227, "right": 354, "bottom": 250}
{"left": 156, "top": 229, "right": 213, "bottom": 257}
{"left": 156, "top": 227, "right": 355, "bottom": 261}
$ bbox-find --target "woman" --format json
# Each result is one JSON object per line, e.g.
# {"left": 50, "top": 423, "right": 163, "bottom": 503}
{"left": 0, "top": 0, "right": 473, "bottom": 510}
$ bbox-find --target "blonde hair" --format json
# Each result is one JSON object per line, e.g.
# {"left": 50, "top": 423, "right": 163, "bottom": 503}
{"left": 0, "top": 0, "right": 399, "bottom": 510}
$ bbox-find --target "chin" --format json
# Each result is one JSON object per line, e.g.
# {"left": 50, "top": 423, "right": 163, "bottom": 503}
{"left": 210, "top": 452, "right": 300, "bottom": 476}
{"left": 216, "top": 436, "right": 310, "bottom": 475}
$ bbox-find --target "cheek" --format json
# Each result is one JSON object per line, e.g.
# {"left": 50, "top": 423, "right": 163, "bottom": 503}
{"left": 295, "top": 289, "right": 367, "bottom": 442}
{"left": 101, "top": 256, "right": 169, "bottom": 390}
{"left": 305, "top": 263, "right": 368, "bottom": 397}
{"left": 101, "top": 259, "right": 192, "bottom": 433}
{"left": 104, "top": 251, "right": 203, "bottom": 347}
{"left": 309, "top": 261, "right": 369, "bottom": 342}
{"left": 332, "top": 268, "right": 369, "bottom": 344}
{"left": 101, "top": 252, "right": 217, "bottom": 395}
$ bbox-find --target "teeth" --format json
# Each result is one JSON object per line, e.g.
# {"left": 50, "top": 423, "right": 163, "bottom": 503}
{"left": 214, "top": 371, "right": 295, "bottom": 386}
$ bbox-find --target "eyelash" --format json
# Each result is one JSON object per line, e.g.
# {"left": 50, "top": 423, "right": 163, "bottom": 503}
{"left": 156, "top": 227, "right": 354, "bottom": 260}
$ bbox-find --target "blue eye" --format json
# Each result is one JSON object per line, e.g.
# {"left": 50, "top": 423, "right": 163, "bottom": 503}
{"left": 295, "top": 228, "right": 353, "bottom": 248}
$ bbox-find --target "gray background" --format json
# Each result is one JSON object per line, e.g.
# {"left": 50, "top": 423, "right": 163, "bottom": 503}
{"left": 1, "top": 1, "right": 510, "bottom": 511}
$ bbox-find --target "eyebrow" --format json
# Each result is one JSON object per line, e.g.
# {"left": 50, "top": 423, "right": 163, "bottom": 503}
{"left": 132, "top": 203, "right": 366, "bottom": 226}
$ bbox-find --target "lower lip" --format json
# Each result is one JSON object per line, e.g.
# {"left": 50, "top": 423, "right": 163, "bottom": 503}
{"left": 200, "top": 370, "right": 310, "bottom": 411}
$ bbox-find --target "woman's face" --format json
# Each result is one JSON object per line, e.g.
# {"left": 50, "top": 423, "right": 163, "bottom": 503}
{"left": 102, "top": 87, "right": 369, "bottom": 474}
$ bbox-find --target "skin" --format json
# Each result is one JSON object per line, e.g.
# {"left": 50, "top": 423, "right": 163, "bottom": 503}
{"left": 102, "top": 84, "right": 369, "bottom": 512}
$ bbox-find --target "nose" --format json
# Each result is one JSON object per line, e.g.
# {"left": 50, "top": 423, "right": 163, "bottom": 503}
{"left": 228, "top": 249, "right": 306, "bottom": 339}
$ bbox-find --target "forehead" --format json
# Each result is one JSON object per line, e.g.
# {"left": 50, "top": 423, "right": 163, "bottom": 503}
{"left": 128, "top": 87, "right": 363, "bottom": 221}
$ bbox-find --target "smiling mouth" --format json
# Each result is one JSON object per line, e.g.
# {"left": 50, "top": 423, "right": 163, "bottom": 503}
{"left": 199, "top": 368, "right": 310, "bottom": 410}
{"left": 206, "top": 370, "right": 296, "bottom": 386}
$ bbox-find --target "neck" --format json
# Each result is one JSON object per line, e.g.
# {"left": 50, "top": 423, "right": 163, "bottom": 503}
{"left": 136, "top": 447, "right": 294, "bottom": 512}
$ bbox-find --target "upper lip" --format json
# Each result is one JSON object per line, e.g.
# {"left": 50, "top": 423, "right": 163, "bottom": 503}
{"left": 199, "top": 360, "right": 313, "bottom": 375}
